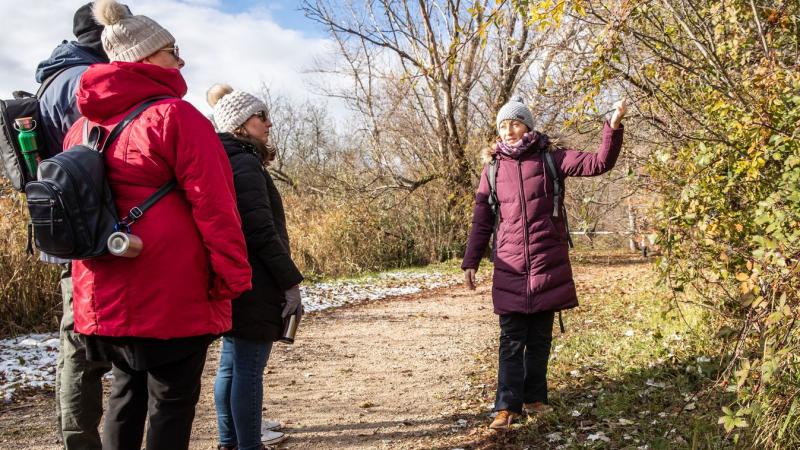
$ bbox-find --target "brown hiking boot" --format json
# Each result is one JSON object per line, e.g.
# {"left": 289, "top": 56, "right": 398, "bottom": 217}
{"left": 524, "top": 402, "right": 553, "bottom": 415}
{"left": 489, "top": 410, "right": 519, "bottom": 430}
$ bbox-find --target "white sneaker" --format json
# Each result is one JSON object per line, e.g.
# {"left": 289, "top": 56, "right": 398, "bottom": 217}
{"left": 261, "top": 419, "right": 282, "bottom": 432}
{"left": 261, "top": 429, "right": 287, "bottom": 446}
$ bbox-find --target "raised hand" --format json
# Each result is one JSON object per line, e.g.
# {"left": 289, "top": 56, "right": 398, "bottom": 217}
{"left": 610, "top": 98, "right": 628, "bottom": 129}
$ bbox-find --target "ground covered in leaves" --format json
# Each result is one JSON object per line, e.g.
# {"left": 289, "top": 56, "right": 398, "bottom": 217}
{"left": 432, "top": 251, "right": 739, "bottom": 450}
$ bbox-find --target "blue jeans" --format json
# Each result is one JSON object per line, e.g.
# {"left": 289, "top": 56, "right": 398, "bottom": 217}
{"left": 214, "top": 336, "right": 273, "bottom": 450}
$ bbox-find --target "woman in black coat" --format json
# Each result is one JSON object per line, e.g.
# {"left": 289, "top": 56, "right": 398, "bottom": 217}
{"left": 207, "top": 84, "right": 304, "bottom": 450}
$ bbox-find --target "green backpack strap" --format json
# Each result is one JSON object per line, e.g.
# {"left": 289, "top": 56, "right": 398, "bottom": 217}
{"left": 543, "top": 151, "right": 574, "bottom": 249}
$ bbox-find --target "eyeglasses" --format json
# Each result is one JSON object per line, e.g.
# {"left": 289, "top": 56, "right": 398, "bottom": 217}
{"left": 253, "top": 110, "right": 269, "bottom": 123}
{"left": 160, "top": 45, "right": 180, "bottom": 60}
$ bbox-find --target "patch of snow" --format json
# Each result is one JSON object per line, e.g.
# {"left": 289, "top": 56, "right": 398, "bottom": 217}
{"left": 587, "top": 431, "right": 611, "bottom": 442}
{"left": 0, "top": 333, "right": 59, "bottom": 402}
{"left": 1, "top": 269, "right": 461, "bottom": 402}
{"left": 546, "top": 432, "right": 562, "bottom": 442}
{"left": 302, "top": 270, "right": 461, "bottom": 312}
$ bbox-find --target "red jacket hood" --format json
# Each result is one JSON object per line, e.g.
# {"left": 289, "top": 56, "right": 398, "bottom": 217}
{"left": 76, "top": 62, "right": 188, "bottom": 121}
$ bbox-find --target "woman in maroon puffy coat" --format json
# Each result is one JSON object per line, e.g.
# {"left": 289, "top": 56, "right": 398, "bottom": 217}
{"left": 462, "top": 96, "right": 627, "bottom": 430}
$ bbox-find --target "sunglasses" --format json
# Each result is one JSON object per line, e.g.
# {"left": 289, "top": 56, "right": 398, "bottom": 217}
{"left": 253, "top": 110, "right": 269, "bottom": 122}
{"left": 160, "top": 45, "right": 180, "bottom": 60}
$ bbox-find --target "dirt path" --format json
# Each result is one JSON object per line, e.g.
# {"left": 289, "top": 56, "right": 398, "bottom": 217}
{"left": 191, "top": 283, "right": 498, "bottom": 449}
{"left": 1, "top": 280, "right": 501, "bottom": 449}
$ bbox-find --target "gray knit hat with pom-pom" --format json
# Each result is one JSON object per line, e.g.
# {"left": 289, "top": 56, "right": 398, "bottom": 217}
{"left": 496, "top": 96, "right": 534, "bottom": 132}
{"left": 207, "top": 84, "right": 268, "bottom": 133}
{"left": 93, "top": 0, "right": 175, "bottom": 62}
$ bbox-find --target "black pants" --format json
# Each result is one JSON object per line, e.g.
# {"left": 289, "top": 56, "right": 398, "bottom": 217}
{"left": 99, "top": 340, "right": 210, "bottom": 450}
{"left": 495, "top": 312, "right": 555, "bottom": 414}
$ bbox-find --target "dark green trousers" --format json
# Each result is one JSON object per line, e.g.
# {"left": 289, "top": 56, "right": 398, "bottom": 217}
{"left": 54, "top": 264, "right": 111, "bottom": 450}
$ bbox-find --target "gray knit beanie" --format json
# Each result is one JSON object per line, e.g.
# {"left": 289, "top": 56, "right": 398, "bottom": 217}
{"left": 207, "top": 84, "right": 268, "bottom": 133}
{"left": 496, "top": 96, "right": 534, "bottom": 133}
{"left": 93, "top": 0, "right": 175, "bottom": 63}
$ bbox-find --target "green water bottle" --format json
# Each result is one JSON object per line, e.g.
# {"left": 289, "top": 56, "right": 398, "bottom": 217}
{"left": 14, "top": 117, "right": 39, "bottom": 179}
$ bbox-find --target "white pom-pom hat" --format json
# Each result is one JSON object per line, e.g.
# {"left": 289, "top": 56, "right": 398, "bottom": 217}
{"left": 93, "top": 0, "right": 175, "bottom": 63}
{"left": 207, "top": 83, "right": 268, "bottom": 134}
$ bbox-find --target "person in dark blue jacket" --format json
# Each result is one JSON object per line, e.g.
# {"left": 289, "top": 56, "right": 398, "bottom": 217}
{"left": 33, "top": 3, "right": 124, "bottom": 449}
{"left": 35, "top": 4, "right": 111, "bottom": 158}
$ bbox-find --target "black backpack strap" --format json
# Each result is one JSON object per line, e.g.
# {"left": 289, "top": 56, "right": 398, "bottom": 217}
{"left": 100, "top": 97, "right": 171, "bottom": 152}
{"left": 82, "top": 120, "right": 107, "bottom": 151}
{"left": 93, "top": 96, "right": 176, "bottom": 231}
{"left": 543, "top": 152, "right": 562, "bottom": 217}
{"left": 118, "top": 180, "right": 178, "bottom": 230}
{"left": 35, "top": 67, "right": 72, "bottom": 98}
{"left": 543, "top": 151, "right": 574, "bottom": 248}
{"left": 486, "top": 158, "right": 501, "bottom": 261}
{"left": 487, "top": 158, "right": 499, "bottom": 215}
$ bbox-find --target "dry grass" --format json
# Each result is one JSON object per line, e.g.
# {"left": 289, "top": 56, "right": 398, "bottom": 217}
{"left": 0, "top": 183, "right": 61, "bottom": 337}
{"left": 283, "top": 184, "right": 470, "bottom": 278}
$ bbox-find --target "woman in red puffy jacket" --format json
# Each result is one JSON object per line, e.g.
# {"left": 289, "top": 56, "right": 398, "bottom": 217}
{"left": 61, "top": 2, "right": 251, "bottom": 449}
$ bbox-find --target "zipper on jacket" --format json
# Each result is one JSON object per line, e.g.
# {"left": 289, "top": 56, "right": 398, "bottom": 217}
{"left": 517, "top": 160, "right": 532, "bottom": 313}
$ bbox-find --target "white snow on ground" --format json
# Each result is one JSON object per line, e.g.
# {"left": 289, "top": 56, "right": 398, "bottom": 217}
{"left": 0, "top": 333, "right": 59, "bottom": 402}
{"left": 302, "top": 270, "right": 461, "bottom": 312}
{"left": 0, "top": 269, "right": 461, "bottom": 402}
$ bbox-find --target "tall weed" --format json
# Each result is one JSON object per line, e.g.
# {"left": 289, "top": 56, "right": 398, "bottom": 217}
{"left": 0, "top": 184, "right": 61, "bottom": 337}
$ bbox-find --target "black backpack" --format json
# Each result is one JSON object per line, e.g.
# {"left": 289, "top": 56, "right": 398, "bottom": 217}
{"left": 0, "top": 68, "right": 70, "bottom": 191}
{"left": 24, "top": 98, "right": 176, "bottom": 259}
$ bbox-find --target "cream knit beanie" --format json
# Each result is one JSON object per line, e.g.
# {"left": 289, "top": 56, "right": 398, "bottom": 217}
{"left": 93, "top": 0, "right": 175, "bottom": 63}
{"left": 207, "top": 84, "right": 268, "bottom": 133}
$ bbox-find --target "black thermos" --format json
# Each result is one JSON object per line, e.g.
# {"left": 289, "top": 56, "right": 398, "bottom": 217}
{"left": 279, "top": 313, "right": 300, "bottom": 344}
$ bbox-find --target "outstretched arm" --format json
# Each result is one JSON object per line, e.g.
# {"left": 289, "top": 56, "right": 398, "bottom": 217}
{"left": 558, "top": 99, "right": 628, "bottom": 177}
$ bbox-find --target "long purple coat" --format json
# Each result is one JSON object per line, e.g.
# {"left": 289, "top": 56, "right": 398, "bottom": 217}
{"left": 462, "top": 122, "right": 624, "bottom": 315}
